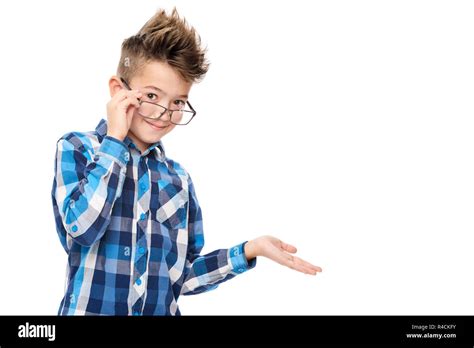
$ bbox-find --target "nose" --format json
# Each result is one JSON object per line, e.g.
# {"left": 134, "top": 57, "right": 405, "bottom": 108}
{"left": 158, "top": 109, "right": 172, "bottom": 122}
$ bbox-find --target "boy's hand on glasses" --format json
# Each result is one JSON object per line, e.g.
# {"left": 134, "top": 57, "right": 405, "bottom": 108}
{"left": 106, "top": 89, "right": 142, "bottom": 141}
{"left": 244, "top": 236, "right": 323, "bottom": 276}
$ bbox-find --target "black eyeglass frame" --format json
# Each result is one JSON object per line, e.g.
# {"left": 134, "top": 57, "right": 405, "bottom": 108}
{"left": 120, "top": 77, "right": 196, "bottom": 126}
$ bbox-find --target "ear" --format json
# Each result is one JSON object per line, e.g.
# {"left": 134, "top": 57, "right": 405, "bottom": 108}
{"left": 109, "top": 76, "right": 123, "bottom": 97}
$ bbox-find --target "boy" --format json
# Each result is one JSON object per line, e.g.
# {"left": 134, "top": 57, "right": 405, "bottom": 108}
{"left": 52, "top": 8, "right": 322, "bottom": 315}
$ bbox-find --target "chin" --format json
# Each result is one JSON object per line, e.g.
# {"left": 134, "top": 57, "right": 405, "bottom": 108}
{"left": 142, "top": 133, "right": 165, "bottom": 144}
{"left": 129, "top": 118, "right": 172, "bottom": 149}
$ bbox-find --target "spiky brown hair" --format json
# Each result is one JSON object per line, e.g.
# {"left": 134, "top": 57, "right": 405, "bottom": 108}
{"left": 117, "top": 8, "right": 209, "bottom": 83}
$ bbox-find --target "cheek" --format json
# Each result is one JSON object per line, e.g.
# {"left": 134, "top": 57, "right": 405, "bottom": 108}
{"left": 130, "top": 113, "right": 143, "bottom": 128}
{"left": 129, "top": 115, "right": 149, "bottom": 137}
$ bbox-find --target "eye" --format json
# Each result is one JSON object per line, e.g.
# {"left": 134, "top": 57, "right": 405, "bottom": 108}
{"left": 145, "top": 93, "right": 158, "bottom": 101}
{"left": 173, "top": 100, "right": 186, "bottom": 109}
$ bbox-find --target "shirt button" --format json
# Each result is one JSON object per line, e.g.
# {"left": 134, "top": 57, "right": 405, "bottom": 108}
{"left": 138, "top": 247, "right": 145, "bottom": 254}
{"left": 238, "top": 268, "right": 244, "bottom": 273}
{"left": 136, "top": 279, "right": 142, "bottom": 286}
{"left": 69, "top": 200, "right": 75, "bottom": 208}
{"left": 140, "top": 213, "right": 147, "bottom": 221}
{"left": 123, "top": 153, "right": 130, "bottom": 162}
{"left": 71, "top": 225, "right": 78, "bottom": 232}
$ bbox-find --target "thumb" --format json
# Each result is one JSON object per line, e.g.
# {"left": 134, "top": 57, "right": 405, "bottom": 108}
{"left": 280, "top": 241, "right": 297, "bottom": 254}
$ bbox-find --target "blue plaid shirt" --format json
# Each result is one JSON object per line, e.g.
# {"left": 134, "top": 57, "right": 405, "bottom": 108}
{"left": 52, "top": 119, "right": 256, "bottom": 315}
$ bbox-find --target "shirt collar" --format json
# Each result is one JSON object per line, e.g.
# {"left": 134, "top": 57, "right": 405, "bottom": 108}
{"left": 95, "top": 118, "right": 166, "bottom": 161}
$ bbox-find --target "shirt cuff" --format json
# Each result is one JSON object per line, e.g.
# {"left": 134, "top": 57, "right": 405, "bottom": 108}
{"left": 228, "top": 241, "right": 257, "bottom": 275}
{"left": 98, "top": 136, "right": 130, "bottom": 166}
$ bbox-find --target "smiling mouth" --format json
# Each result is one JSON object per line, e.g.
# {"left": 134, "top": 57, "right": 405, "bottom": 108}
{"left": 145, "top": 120, "right": 168, "bottom": 130}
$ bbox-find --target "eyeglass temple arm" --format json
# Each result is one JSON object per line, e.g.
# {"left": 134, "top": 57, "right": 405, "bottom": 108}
{"left": 119, "top": 77, "right": 131, "bottom": 90}
{"left": 187, "top": 100, "right": 196, "bottom": 113}
{"left": 119, "top": 77, "right": 142, "bottom": 103}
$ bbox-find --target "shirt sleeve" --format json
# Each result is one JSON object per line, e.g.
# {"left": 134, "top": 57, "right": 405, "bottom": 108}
{"left": 180, "top": 175, "right": 257, "bottom": 296}
{"left": 52, "top": 134, "right": 129, "bottom": 247}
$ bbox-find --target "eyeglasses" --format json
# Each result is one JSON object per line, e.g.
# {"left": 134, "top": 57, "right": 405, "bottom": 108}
{"left": 120, "top": 77, "right": 196, "bottom": 125}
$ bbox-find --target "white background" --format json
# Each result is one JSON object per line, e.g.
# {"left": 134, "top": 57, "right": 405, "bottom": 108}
{"left": 0, "top": 0, "right": 472, "bottom": 315}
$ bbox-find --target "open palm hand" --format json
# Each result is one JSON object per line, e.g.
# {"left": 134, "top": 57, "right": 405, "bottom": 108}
{"left": 245, "top": 235, "right": 322, "bottom": 275}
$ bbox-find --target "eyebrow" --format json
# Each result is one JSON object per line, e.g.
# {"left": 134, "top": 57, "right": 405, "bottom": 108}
{"left": 143, "top": 85, "right": 188, "bottom": 99}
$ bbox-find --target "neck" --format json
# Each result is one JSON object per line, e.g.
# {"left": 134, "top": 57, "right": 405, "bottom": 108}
{"left": 127, "top": 131, "right": 150, "bottom": 154}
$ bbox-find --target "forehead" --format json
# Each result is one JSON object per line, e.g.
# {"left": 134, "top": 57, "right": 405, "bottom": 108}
{"left": 133, "top": 60, "right": 193, "bottom": 97}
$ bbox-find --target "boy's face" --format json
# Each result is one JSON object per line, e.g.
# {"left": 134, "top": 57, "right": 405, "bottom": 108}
{"left": 112, "top": 60, "right": 193, "bottom": 151}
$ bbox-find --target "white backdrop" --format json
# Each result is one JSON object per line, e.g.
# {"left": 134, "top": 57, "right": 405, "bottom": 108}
{"left": 0, "top": 0, "right": 472, "bottom": 315}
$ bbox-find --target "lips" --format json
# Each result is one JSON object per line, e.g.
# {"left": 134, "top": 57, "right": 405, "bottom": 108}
{"left": 145, "top": 120, "right": 168, "bottom": 131}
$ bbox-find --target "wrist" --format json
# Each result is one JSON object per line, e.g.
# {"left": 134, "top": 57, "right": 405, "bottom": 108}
{"left": 244, "top": 240, "right": 257, "bottom": 260}
{"left": 106, "top": 131, "right": 126, "bottom": 142}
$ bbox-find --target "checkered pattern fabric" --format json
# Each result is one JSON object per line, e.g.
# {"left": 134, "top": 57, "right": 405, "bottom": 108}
{"left": 52, "top": 119, "right": 256, "bottom": 315}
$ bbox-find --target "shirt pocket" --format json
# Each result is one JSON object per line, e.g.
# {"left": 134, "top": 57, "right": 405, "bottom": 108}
{"left": 156, "top": 189, "right": 189, "bottom": 231}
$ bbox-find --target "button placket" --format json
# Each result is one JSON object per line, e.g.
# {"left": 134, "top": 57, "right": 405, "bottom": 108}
{"left": 133, "top": 151, "right": 151, "bottom": 309}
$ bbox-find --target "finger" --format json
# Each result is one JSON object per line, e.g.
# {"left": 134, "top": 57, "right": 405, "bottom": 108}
{"left": 265, "top": 248, "right": 310, "bottom": 275}
{"left": 111, "top": 89, "right": 131, "bottom": 103}
{"left": 114, "top": 89, "right": 142, "bottom": 103}
{"left": 117, "top": 95, "right": 140, "bottom": 111}
{"left": 293, "top": 257, "right": 322, "bottom": 275}
{"left": 280, "top": 241, "right": 297, "bottom": 254}
{"left": 128, "top": 90, "right": 142, "bottom": 100}
{"left": 270, "top": 248, "right": 320, "bottom": 275}
{"left": 107, "top": 92, "right": 129, "bottom": 110}
{"left": 290, "top": 258, "right": 315, "bottom": 274}
{"left": 266, "top": 246, "right": 295, "bottom": 268}
{"left": 293, "top": 256, "right": 322, "bottom": 273}
{"left": 126, "top": 94, "right": 142, "bottom": 107}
